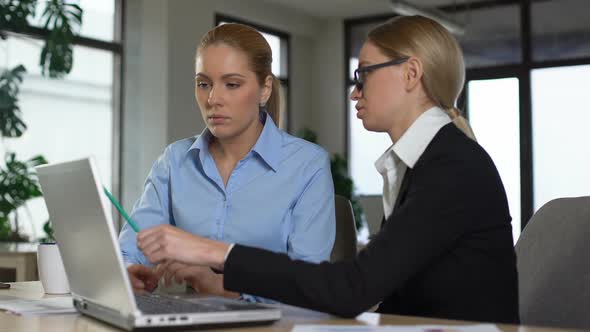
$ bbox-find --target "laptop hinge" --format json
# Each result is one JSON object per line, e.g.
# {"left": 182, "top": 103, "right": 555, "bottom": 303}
{"left": 74, "top": 297, "right": 136, "bottom": 330}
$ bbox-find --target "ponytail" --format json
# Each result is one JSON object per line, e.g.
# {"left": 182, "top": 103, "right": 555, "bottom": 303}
{"left": 265, "top": 74, "right": 281, "bottom": 125}
{"left": 444, "top": 107, "right": 477, "bottom": 141}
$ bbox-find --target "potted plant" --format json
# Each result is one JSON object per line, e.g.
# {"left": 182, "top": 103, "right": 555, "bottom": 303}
{"left": 0, "top": 0, "right": 83, "bottom": 242}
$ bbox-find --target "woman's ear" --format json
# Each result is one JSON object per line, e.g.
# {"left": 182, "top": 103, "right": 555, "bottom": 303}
{"left": 260, "top": 75, "right": 273, "bottom": 105}
{"left": 404, "top": 57, "right": 424, "bottom": 91}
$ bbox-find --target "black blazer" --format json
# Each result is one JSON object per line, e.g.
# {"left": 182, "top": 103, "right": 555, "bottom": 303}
{"left": 224, "top": 124, "right": 519, "bottom": 324}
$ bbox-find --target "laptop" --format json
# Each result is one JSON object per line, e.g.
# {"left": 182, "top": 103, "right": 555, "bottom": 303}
{"left": 35, "top": 157, "right": 281, "bottom": 330}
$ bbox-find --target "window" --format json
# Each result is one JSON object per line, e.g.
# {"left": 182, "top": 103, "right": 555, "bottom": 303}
{"left": 532, "top": 65, "right": 590, "bottom": 209}
{"left": 532, "top": 0, "right": 590, "bottom": 62}
{"left": 468, "top": 78, "right": 521, "bottom": 240}
{"left": 449, "top": 4, "right": 521, "bottom": 68}
{"left": 0, "top": 0, "right": 122, "bottom": 238}
{"left": 27, "top": 0, "right": 116, "bottom": 42}
{"left": 215, "top": 14, "right": 290, "bottom": 131}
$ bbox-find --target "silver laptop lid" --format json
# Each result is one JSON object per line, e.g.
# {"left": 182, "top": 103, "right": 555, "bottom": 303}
{"left": 36, "top": 157, "right": 138, "bottom": 316}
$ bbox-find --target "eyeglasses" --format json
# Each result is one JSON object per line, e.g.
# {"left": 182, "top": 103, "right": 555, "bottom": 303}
{"left": 353, "top": 57, "right": 410, "bottom": 91}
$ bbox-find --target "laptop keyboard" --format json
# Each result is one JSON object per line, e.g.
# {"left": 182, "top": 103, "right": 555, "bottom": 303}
{"left": 136, "top": 294, "right": 230, "bottom": 314}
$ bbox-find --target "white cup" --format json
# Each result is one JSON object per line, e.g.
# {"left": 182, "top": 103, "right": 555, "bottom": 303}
{"left": 37, "top": 243, "right": 70, "bottom": 294}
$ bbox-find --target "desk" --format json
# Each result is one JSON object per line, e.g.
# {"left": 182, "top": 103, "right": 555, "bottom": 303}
{"left": 0, "top": 282, "right": 583, "bottom": 332}
{"left": 0, "top": 243, "right": 38, "bottom": 281}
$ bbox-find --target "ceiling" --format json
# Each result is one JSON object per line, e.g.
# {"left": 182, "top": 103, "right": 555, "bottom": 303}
{"left": 261, "top": 0, "right": 490, "bottom": 19}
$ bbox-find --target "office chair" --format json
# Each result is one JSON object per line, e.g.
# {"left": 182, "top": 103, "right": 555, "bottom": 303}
{"left": 330, "top": 195, "right": 357, "bottom": 262}
{"left": 515, "top": 196, "right": 590, "bottom": 329}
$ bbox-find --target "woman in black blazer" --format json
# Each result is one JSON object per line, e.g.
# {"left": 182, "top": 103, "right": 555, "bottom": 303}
{"left": 136, "top": 15, "right": 519, "bottom": 324}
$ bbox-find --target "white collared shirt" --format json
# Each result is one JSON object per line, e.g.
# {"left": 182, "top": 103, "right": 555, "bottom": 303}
{"left": 374, "top": 107, "right": 452, "bottom": 219}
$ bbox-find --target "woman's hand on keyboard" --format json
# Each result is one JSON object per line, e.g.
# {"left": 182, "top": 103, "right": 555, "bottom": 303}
{"left": 127, "top": 264, "right": 162, "bottom": 294}
{"left": 157, "top": 262, "right": 238, "bottom": 298}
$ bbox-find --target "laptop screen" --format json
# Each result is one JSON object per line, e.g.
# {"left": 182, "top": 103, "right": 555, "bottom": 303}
{"left": 36, "top": 157, "right": 137, "bottom": 315}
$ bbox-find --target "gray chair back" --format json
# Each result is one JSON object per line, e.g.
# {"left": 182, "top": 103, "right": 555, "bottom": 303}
{"left": 330, "top": 195, "right": 357, "bottom": 262}
{"left": 515, "top": 196, "right": 590, "bottom": 329}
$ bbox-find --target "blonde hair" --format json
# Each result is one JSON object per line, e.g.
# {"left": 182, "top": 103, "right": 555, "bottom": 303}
{"left": 368, "top": 15, "right": 476, "bottom": 140}
{"left": 197, "top": 23, "right": 281, "bottom": 125}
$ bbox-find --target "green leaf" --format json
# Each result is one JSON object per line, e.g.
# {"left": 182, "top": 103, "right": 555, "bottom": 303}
{"left": 0, "top": 65, "right": 28, "bottom": 137}
{"left": 0, "top": 0, "right": 38, "bottom": 33}
{"left": 0, "top": 153, "right": 48, "bottom": 218}
{"left": 42, "top": 9, "right": 54, "bottom": 29}
{"left": 40, "top": 219, "right": 54, "bottom": 242}
{"left": 0, "top": 216, "right": 12, "bottom": 241}
{"left": 297, "top": 128, "right": 318, "bottom": 144}
{"left": 38, "top": 0, "right": 84, "bottom": 78}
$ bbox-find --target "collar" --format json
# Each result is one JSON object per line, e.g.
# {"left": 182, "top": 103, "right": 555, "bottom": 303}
{"left": 374, "top": 144, "right": 399, "bottom": 176}
{"left": 187, "top": 126, "right": 212, "bottom": 168}
{"left": 394, "top": 106, "right": 451, "bottom": 168}
{"left": 187, "top": 112, "right": 282, "bottom": 171}
{"left": 250, "top": 112, "right": 282, "bottom": 171}
{"left": 377, "top": 106, "right": 451, "bottom": 170}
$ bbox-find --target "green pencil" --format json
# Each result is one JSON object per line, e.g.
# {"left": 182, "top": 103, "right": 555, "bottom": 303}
{"left": 103, "top": 186, "right": 140, "bottom": 232}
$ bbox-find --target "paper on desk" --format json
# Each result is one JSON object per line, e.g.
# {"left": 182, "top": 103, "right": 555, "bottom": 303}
{"left": 0, "top": 295, "right": 76, "bottom": 315}
{"left": 292, "top": 324, "right": 500, "bottom": 332}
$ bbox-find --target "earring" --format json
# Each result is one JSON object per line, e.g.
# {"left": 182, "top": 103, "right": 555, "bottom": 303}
{"left": 259, "top": 103, "right": 267, "bottom": 113}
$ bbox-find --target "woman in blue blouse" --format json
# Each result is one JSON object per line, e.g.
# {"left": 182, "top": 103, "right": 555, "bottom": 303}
{"left": 118, "top": 23, "right": 335, "bottom": 300}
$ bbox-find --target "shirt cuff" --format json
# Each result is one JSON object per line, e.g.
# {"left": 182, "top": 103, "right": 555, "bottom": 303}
{"left": 224, "top": 243, "right": 235, "bottom": 263}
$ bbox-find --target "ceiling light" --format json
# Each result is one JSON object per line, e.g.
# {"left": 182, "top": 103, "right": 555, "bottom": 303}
{"left": 390, "top": 0, "right": 465, "bottom": 35}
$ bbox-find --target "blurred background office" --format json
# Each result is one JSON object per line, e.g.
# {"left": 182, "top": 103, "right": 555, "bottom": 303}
{"left": 1, "top": 0, "right": 589, "bottom": 252}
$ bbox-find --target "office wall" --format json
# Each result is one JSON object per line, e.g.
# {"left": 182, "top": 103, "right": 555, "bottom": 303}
{"left": 122, "top": 0, "right": 170, "bottom": 210}
{"left": 310, "top": 19, "right": 346, "bottom": 156}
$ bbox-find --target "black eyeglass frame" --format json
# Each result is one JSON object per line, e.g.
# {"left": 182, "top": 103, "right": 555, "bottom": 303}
{"left": 353, "top": 57, "right": 410, "bottom": 91}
